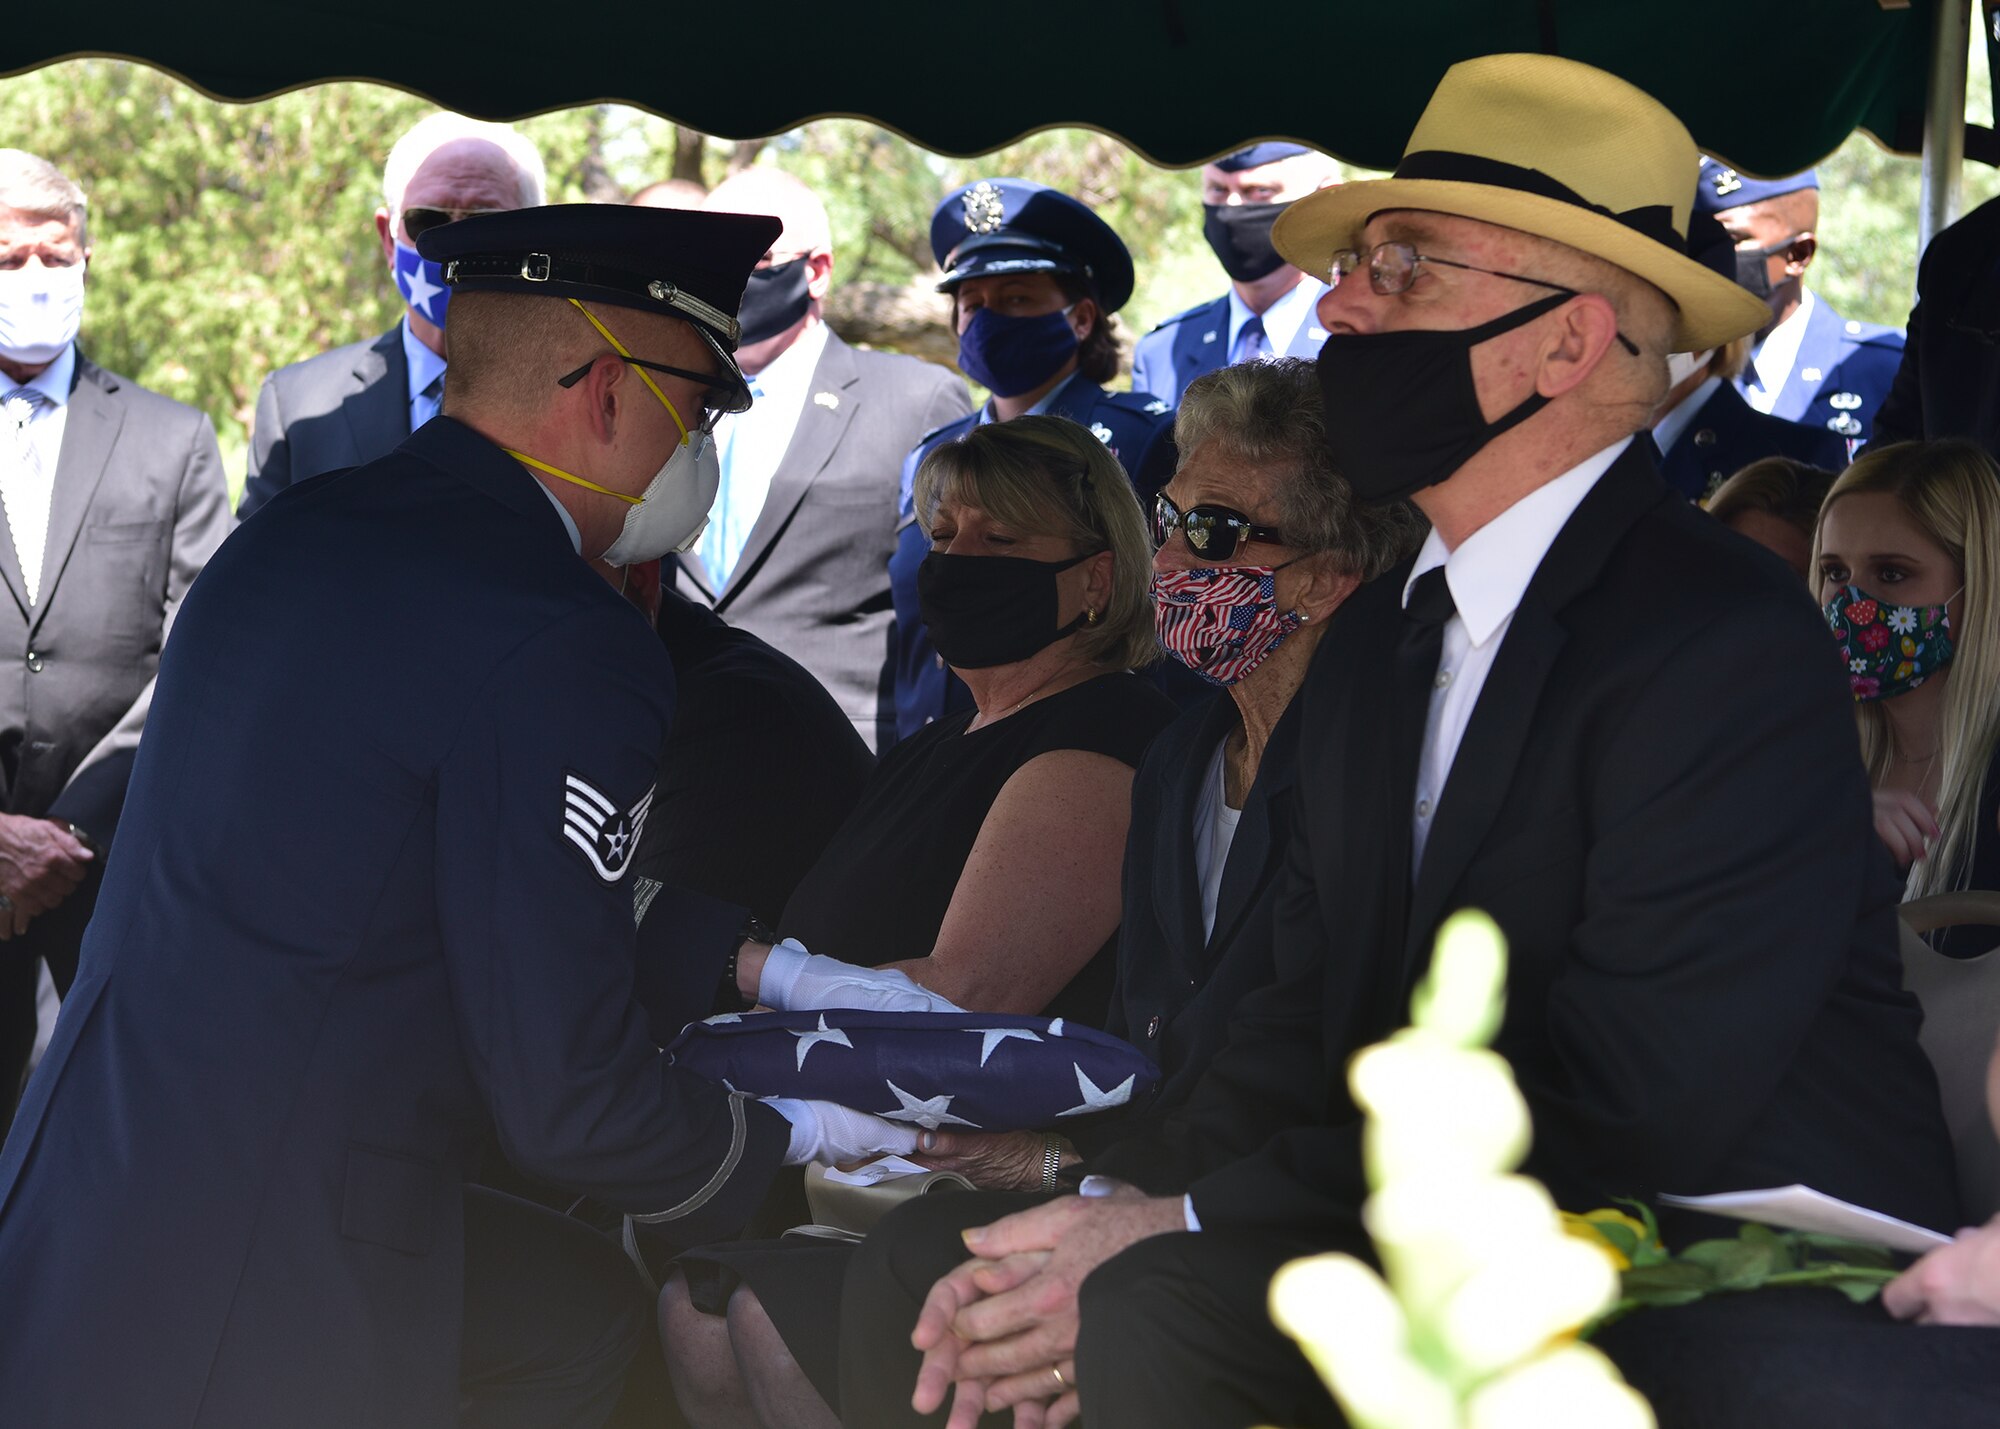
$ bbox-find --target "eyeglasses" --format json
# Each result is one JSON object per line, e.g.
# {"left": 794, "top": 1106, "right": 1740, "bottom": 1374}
{"left": 1327, "top": 241, "right": 1640, "bottom": 356}
{"left": 400, "top": 205, "right": 513, "bottom": 240}
{"left": 556, "top": 355, "right": 732, "bottom": 432}
{"left": 1152, "top": 492, "right": 1286, "bottom": 562}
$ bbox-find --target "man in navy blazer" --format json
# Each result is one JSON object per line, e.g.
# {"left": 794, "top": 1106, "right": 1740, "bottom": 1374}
{"left": 0, "top": 206, "right": 917, "bottom": 1429}
{"left": 237, "top": 112, "right": 545, "bottom": 518}
{"left": 1130, "top": 144, "right": 1340, "bottom": 409}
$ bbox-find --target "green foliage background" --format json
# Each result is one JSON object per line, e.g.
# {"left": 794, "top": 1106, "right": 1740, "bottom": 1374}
{"left": 0, "top": 38, "right": 1989, "bottom": 501}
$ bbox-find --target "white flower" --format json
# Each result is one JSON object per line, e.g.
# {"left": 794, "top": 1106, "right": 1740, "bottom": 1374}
{"left": 1410, "top": 911, "right": 1508, "bottom": 1047}
{"left": 1436, "top": 1234, "right": 1620, "bottom": 1375}
{"left": 1353, "top": 1041, "right": 1531, "bottom": 1183}
{"left": 1848, "top": 658, "right": 1868, "bottom": 673}
{"left": 1364, "top": 1175, "right": 1556, "bottom": 1320}
{"left": 1269, "top": 1255, "right": 1459, "bottom": 1429}
{"left": 1465, "top": 1343, "right": 1657, "bottom": 1429}
{"left": 1887, "top": 606, "right": 1918, "bottom": 634}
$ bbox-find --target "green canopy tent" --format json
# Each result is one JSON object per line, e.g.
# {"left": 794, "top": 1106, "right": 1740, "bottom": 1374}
{"left": 0, "top": 0, "right": 1986, "bottom": 249}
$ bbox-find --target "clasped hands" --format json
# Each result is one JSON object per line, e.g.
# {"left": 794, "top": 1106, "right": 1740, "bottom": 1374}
{"left": 907, "top": 1185, "right": 1185, "bottom": 1429}
{"left": 0, "top": 812, "right": 93, "bottom": 940}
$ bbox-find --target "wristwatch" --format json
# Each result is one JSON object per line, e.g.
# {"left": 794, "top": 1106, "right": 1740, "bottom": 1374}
{"left": 716, "top": 917, "right": 779, "bottom": 1014}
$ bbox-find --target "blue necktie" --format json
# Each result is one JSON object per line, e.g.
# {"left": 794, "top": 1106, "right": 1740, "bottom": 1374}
{"left": 1232, "top": 314, "right": 1268, "bottom": 366}
{"left": 700, "top": 374, "right": 764, "bottom": 587}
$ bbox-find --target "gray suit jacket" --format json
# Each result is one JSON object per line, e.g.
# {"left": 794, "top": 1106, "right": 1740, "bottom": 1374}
{"left": 674, "top": 329, "right": 969, "bottom": 751}
{"left": 238, "top": 325, "right": 409, "bottom": 520}
{"left": 4, "top": 354, "right": 230, "bottom": 815}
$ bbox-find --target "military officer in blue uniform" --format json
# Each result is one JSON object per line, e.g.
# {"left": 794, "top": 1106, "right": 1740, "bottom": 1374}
{"left": 1652, "top": 208, "right": 1849, "bottom": 501}
{"left": 0, "top": 206, "right": 916, "bottom": 1429}
{"left": 888, "top": 178, "right": 1176, "bottom": 739}
{"left": 1696, "top": 158, "right": 1902, "bottom": 450}
{"left": 1130, "top": 143, "right": 1342, "bottom": 408}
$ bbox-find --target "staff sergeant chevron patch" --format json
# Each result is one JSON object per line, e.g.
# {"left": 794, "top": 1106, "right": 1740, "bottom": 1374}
{"left": 563, "top": 771, "right": 653, "bottom": 883}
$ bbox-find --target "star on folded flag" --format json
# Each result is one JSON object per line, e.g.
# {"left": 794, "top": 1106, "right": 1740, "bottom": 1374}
{"left": 790, "top": 1013, "right": 854, "bottom": 1070}
{"left": 1055, "top": 1063, "right": 1135, "bottom": 1117}
{"left": 882, "top": 1079, "right": 979, "bottom": 1129}
{"left": 965, "top": 1026, "right": 1043, "bottom": 1067}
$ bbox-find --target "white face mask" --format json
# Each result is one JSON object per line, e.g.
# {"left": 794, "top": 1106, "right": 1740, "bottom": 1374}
{"left": 1665, "top": 348, "right": 1716, "bottom": 390}
{"left": 0, "top": 260, "right": 84, "bottom": 365}
{"left": 601, "top": 425, "right": 721, "bottom": 565}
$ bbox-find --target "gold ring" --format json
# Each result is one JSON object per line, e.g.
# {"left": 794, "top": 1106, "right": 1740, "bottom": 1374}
{"left": 1051, "top": 1365, "right": 1069, "bottom": 1390}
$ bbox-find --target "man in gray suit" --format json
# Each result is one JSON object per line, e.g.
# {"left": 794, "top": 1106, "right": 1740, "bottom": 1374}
{"left": 236, "top": 113, "right": 545, "bottom": 519}
{"left": 0, "top": 150, "right": 230, "bottom": 1102}
{"left": 687, "top": 170, "right": 970, "bottom": 751}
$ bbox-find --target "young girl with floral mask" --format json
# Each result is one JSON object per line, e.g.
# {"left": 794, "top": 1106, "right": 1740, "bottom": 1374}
{"left": 1813, "top": 440, "right": 2000, "bottom": 953}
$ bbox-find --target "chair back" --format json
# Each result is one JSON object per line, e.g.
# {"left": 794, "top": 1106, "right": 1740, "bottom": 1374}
{"left": 1900, "top": 892, "right": 2000, "bottom": 1221}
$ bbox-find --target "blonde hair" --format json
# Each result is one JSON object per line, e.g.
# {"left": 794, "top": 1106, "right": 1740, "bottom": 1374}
{"left": 913, "top": 416, "right": 1158, "bottom": 671}
{"left": 1811, "top": 440, "right": 2000, "bottom": 898}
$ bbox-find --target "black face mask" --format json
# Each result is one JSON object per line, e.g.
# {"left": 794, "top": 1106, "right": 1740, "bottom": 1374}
{"left": 1732, "top": 240, "right": 1788, "bottom": 302}
{"left": 737, "top": 257, "right": 814, "bottom": 345}
{"left": 1314, "top": 292, "right": 1573, "bottom": 506}
{"left": 1202, "top": 201, "right": 1290, "bottom": 284}
{"left": 917, "top": 550, "right": 1092, "bottom": 670}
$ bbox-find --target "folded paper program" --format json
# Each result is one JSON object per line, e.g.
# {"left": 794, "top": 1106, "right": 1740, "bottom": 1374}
{"left": 667, "top": 1009, "right": 1161, "bottom": 1132}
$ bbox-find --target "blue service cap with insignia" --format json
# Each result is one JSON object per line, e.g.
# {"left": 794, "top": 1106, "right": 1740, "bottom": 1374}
{"left": 1694, "top": 158, "right": 1818, "bottom": 216}
{"left": 422, "top": 203, "right": 781, "bottom": 410}
{"left": 930, "top": 178, "right": 1136, "bottom": 314}
{"left": 1213, "top": 142, "right": 1312, "bottom": 172}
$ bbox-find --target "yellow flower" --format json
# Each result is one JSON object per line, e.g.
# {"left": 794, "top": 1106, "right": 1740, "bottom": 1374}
{"left": 1558, "top": 1209, "right": 1653, "bottom": 1270}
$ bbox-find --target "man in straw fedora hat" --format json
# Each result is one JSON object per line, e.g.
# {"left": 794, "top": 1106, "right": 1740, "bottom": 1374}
{"left": 837, "top": 53, "right": 1964, "bottom": 1429}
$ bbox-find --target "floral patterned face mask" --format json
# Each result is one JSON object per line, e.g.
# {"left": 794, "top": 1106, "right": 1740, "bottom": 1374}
{"left": 1824, "top": 584, "right": 1958, "bottom": 701}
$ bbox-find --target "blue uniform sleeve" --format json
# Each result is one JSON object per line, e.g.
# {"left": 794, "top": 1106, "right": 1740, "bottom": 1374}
{"left": 433, "top": 601, "right": 786, "bottom": 1240}
{"left": 1131, "top": 324, "right": 1173, "bottom": 409}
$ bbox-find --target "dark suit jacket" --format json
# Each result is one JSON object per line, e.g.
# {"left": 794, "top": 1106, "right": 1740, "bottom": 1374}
{"left": 0, "top": 418, "right": 786, "bottom": 1428}
{"left": 0, "top": 354, "right": 230, "bottom": 819}
{"left": 238, "top": 325, "right": 409, "bottom": 519}
{"left": 628, "top": 591, "right": 874, "bottom": 1042}
{"left": 674, "top": 329, "right": 969, "bottom": 752}
{"left": 1874, "top": 194, "right": 2000, "bottom": 454}
{"left": 1101, "top": 442, "right": 1959, "bottom": 1250}
{"left": 1081, "top": 692, "right": 1300, "bottom": 1155}
{"left": 1656, "top": 379, "right": 1848, "bottom": 503}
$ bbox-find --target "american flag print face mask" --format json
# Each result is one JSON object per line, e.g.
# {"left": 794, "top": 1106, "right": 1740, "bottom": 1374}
{"left": 1153, "top": 564, "right": 1304, "bottom": 687}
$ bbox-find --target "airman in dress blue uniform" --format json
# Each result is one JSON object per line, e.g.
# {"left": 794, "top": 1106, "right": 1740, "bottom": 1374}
{"left": 1131, "top": 143, "right": 1341, "bottom": 408}
{"left": 0, "top": 205, "right": 913, "bottom": 1429}
{"left": 888, "top": 179, "right": 1176, "bottom": 739}
{"left": 1652, "top": 207, "right": 1850, "bottom": 501}
{"left": 1697, "top": 159, "right": 1903, "bottom": 451}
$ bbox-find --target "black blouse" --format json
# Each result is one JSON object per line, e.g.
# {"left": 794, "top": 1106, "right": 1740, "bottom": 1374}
{"left": 778, "top": 671, "right": 1174, "bottom": 1021}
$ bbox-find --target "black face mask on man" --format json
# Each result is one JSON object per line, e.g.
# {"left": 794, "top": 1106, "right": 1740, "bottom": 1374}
{"left": 917, "top": 550, "right": 1092, "bottom": 669}
{"left": 1314, "top": 291, "right": 1573, "bottom": 505}
{"left": 737, "top": 256, "right": 814, "bottom": 345}
{"left": 1731, "top": 238, "right": 1799, "bottom": 302}
{"left": 1202, "top": 202, "right": 1290, "bottom": 284}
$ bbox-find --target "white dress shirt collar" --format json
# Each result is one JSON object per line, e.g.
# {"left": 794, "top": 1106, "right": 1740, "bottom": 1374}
{"left": 1226, "top": 274, "right": 1317, "bottom": 359}
{"left": 1651, "top": 375, "right": 1723, "bottom": 457}
{"left": 745, "top": 314, "right": 828, "bottom": 411}
{"left": 1403, "top": 437, "right": 1631, "bottom": 647}
{"left": 1748, "top": 288, "right": 1814, "bottom": 407}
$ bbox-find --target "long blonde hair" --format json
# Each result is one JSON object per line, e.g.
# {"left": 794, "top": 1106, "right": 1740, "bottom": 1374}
{"left": 1811, "top": 441, "right": 2000, "bottom": 897}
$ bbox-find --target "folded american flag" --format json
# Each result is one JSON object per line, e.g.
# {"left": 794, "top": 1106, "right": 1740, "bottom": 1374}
{"left": 667, "top": 1010, "right": 1161, "bottom": 1131}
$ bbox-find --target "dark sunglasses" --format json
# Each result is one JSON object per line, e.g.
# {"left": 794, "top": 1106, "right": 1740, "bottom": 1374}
{"left": 400, "top": 205, "right": 513, "bottom": 240}
{"left": 1152, "top": 492, "right": 1286, "bottom": 562}
{"left": 556, "top": 354, "right": 733, "bottom": 432}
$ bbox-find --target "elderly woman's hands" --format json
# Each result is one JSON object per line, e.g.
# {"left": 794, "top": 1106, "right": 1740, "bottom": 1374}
{"left": 912, "top": 1128, "right": 1075, "bottom": 1191}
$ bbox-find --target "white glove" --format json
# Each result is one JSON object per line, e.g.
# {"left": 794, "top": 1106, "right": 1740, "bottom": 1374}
{"left": 766, "top": 1097, "right": 921, "bottom": 1167}
{"left": 758, "top": 938, "right": 966, "bottom": 1015}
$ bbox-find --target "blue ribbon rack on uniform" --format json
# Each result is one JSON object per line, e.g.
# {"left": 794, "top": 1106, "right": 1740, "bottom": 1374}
{"left": 667, "top": 1010, "right": 1162, "bottom": 1131}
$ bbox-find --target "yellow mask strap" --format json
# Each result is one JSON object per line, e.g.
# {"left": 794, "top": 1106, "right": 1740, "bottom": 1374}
{"left": 502, "top": 448, "right": 643, "bottom": 505}
{"left": 568, "top": 297, "right": 691, "bottom": 445}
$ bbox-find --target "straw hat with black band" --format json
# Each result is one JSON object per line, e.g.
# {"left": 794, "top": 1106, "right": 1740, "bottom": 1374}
{"left": 1271, "top": 53, "right": 1771, "bottom": 354}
